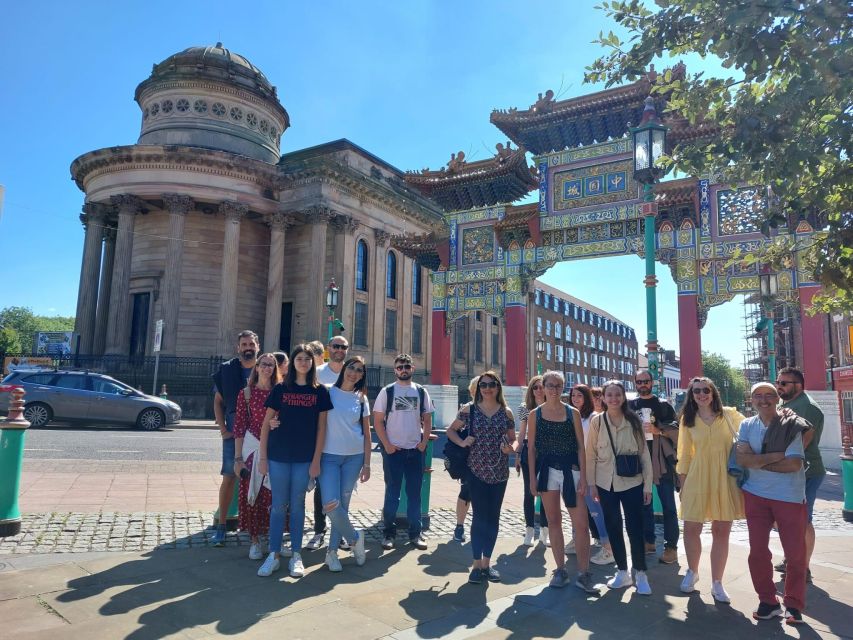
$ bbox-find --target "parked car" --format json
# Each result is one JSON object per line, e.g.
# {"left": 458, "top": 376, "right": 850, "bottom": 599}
{"left": 0, "top": 369, "right": 181, "bottom": 430}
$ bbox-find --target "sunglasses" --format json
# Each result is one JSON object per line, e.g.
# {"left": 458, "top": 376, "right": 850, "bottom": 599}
{"left": 479, "top": 381, "right": 498, "bottom": 389}
{"left": 258, "top": 362, "right": 275, "bottom": 369}
{"left": 532, "top": 385, "right": 543, "bottom": 391}
{"left": 753, "top": 393, "right": 778, "bottom": 401}
{"left": 636, "top": 379, "right": 652, "bottom": 384}
{"left": 692, "top": 387, "right": 712, "bottom": 395}
{"left": 775, "top": 380, "right": 797, "bottom": 386}
{"left": 346, "top": 365, "right": 365, "bottom": 374}
{"left": 330, "top": 344, "right": 349, "bottom": 350}
{"left": 395, "top": 364, "right": 413, "bottom": 371}
{"left": 544, "top": 383, "right": 562, "bottom": 390}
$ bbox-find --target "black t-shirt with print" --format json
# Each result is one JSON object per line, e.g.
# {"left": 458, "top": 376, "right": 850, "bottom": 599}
{"left": 264, "top": 382, "right": 333, "bottom": 463}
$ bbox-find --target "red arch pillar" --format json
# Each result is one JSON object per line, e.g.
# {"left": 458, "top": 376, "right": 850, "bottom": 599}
{"left": 505, "top": 305, "right": 528, "bottom": 387}
{"left": 430, "top": 309, "right": 451, "bottom": 385}
{"left": 678, "top": 293, "right": 703, "bottom": 386}
{"left": 798, "top": 285, "right": 827, "bottom": 389}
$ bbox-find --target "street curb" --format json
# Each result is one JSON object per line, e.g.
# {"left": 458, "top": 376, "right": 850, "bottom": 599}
{"left": 168, "top": 421, "right": 218, "bottom": 431}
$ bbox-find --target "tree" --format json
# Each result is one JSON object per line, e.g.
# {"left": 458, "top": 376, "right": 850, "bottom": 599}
{"left": 701, "top": 351, "right": 748, "bottom": 409}
{"left": 0, "top": 327, "right": 22, "bottom": 354}
{"left": 0, "top": 307, "right": 76, "bottom": 354}
{"left": 586, "top": 0, "right": 852, "bottom": 311}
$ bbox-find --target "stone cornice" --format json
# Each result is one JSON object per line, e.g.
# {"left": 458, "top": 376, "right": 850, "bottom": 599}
{"left": 71, "top": 145, "right": 281, "bottom": 193}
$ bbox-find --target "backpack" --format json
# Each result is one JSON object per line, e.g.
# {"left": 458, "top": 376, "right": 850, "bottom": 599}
{"left": 443, "top": 404, "right": 471, "bottom": 480}
{"left": 382, "top": 382, "right": 426, "bottom": 418}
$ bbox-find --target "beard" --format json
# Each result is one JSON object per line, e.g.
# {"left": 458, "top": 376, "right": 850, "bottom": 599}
{"left": 240, "top": 349, "right": 257, "bottom": 362}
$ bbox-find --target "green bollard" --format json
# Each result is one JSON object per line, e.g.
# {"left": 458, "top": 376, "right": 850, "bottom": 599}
{"left": 0, "top": 387, "right": 30, "bottom": 538}
{"left": 842, "top": 439, "right": 853, "bottom": 523}
{"left": 397, "top": 433, "right": 438, "bottom": 531}
{"left": 652, "top": 484, "right": 662, "bottom": 518}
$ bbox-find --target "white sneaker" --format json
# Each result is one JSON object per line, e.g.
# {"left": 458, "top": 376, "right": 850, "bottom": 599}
{"left": 257, "top": 553, "right": 280, "bottom": 577}
{"left": 289, "top": 552, "right": 305, "bottom": 578}
{"left": 680, "top": 569, "right": 699, "bottom": 594}
{"left": 565, "top": 539, "right": 576, "bottom": 555}
{"left": 248, "top": 542, "right": 263, "bottom": 560}
{"left": 325, "top": 550, "right": 342, "bottom": 572}
{"left": 280, "top": 543, "right": 293, "bottom": 558}
{"left": 607, "top": 569, "right": 633, "bottom": 589}
{"left": 711, "top": 580, "right": 731, "bottom": 603}
{"left": 635, "top": 570, "right": 652, "bottom": 595}
{"left": 591, "top": 547, "right": 615, "bottom": 565}
{"left": 523, "top": 526, "right": 535, "bottom": 547}
{"left": 539, "top": 528, "right": 551, "bottom": 547}
{"left": 306, "top": 533, "right": 325, "bottom": 550}
{"left": 353, "top": 530, "right": 366, "bottom": 566}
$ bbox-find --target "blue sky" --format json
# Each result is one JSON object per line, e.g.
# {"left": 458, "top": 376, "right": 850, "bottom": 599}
{"left": 0, "top": 0, "right": 747, "bottom": 368}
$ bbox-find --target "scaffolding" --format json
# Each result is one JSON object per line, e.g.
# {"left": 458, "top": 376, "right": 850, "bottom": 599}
{"left": 742, "top": 294, "right": 799, "bottom": 383}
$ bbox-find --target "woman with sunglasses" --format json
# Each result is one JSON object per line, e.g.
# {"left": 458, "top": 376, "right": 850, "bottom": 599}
{"left": 233, "top": 353, "right": 281, "bottom": 561}
{"left": 676, "top": 376, "right": 745, "bottom": 602}
{"left": 586, "top": 380, "right": 653, "bottom": 594}
{"left": 516, "top": 375, "right": 549, "bottom": 547}
{"left": 446, "top": 371, "right": 515, "bottom": 584}
{"left": 320, "top": 356, "right": 371, "bottom": 572}
{"left": 528, "top": 371, "right": 598, "bottom": 593}
{"left": 570, "top": 384, "right": 615, "bottom": 566}
{"left": 257, "top": 344, "right": 333, "bottom": 578}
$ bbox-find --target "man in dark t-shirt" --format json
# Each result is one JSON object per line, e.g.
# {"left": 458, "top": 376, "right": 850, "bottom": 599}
{"left": 629, "top": 369, "right": 679, "bottom": 564}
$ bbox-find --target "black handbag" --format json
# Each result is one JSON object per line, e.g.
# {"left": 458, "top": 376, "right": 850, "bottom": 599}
{"left": 443, "top": 406, "right": 471, "bottom": 480}
{"left": 602, "top": 413, "right": 642, "bottom": 478}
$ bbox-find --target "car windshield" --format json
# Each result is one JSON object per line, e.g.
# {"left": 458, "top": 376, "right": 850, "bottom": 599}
{"left": 92, "top": 378, "right": 134, "bottom": 394}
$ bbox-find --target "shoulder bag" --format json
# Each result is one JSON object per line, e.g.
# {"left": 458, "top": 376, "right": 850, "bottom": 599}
{"left": 443, "top": 404, "right": 471, "bottom": 480}
{"left": 603, "top": 412, "right": 642, "bottom": 477}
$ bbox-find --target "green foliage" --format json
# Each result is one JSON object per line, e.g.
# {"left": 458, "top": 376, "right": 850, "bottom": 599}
{"left": 0, "top": 327, "right": 22, "bottom": 354}
{"left": 0, "top": 307, "right": 75, "bottom": 354}
{"left": 587, "top": 0, "right": 852, "bottom": 310}
{"left": 702, "top": 351, "right": 749, "bottom": 409}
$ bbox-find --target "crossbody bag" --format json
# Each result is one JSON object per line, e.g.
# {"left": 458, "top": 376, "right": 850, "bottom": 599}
{"left": 603, "top": 412, "right": 642, "bottom": 477}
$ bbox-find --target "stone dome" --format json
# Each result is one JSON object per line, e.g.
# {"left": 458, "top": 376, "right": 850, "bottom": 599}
{"left": 134, "top": 44, "right": 289, "bottom": 163}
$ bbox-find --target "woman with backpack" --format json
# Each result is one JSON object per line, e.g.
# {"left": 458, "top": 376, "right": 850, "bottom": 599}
{"left": 320, "top": 356, "right": 371, "bottom": 572}
{"left": 233, "top": 353, "right": 281, "bottom": 561}
{"left": 446, "top": 371, "right": 516, "bottom": 584}
{"left": 586, "top": 380, "right": 653, "bottom": 595}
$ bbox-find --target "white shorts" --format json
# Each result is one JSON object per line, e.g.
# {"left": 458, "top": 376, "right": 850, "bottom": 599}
{"left": 546, "top": 468, "right": 580, "bottom": 492}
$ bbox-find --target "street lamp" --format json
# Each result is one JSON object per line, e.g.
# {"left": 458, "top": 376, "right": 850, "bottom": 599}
{"left": 759, "top": 269, "right": 778, "bottom": 381}
{"left": 631, "top": 96, "right": 668, "bottom": 395}
{"left": 535, "top": 333, "right": 545, "bottom": 375}
{"left": 325, "top": 277, "right": 340, "bottom": 343}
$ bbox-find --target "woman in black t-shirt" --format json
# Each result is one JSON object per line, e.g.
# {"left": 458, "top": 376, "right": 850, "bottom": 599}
{"left": 256, "top": 344, "right": 333, "bottom": 579}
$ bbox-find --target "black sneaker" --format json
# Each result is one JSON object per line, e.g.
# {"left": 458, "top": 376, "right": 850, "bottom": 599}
{"left": 774, "top": 560, "right": 787, "bottom": 573}
{"left": 806, "top": 569, "right": 812, "bottom": 584}
{"left": 753, "top": 601, "right": 783, "bottom": 620}
{"left": 453, "top": 524, "right": 466, "bottom": 543}
{"left": 468, "top": 568, "right": 484, "bottom": 584}
{"left": 484, "top": 566, "right": 501, "bottom": 583}
{"left": 785, "top": 607, "right": 804, "bottom": 625}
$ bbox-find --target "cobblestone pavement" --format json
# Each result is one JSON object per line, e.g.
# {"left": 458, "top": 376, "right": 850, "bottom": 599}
{"left": 1, "top": 506, "right": 849, "bottom": 555}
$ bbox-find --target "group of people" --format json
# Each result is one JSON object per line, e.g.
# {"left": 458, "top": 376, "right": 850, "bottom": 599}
{"left": 210, "top": 330, "right": 825, "bottom": 625}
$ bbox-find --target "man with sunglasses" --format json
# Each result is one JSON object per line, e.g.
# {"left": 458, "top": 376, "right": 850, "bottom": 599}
{"left": 317, "top": 336, "right": 350, "bottom": 385}
{"left": 776, "top": 367, "right": 823, "bottom": 584}
{"left": 629, "top": 369, "right": 680, "bottom": 564}
{"left": 373, "top": 353, "right": 434, "bottom": 550}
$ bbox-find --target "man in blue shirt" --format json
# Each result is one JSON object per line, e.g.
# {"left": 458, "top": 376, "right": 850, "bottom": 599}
{"left": 736, "top": 381, "right": 809, "bottom": 626}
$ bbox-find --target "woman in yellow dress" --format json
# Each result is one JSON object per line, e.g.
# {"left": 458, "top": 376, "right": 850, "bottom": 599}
{"left": 676, "top": 376, "right": 745, "bottom": 603}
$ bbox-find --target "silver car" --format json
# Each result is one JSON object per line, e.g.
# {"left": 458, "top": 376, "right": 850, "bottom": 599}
{"left": 0, "top": 369, "right": 181, "bottom": 430}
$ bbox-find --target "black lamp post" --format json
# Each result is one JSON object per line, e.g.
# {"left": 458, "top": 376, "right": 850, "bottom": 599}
{"left": 535, "top": 333, "right": 545, "bottom": 375}
{"left": 325, "top": 278, "right": 340, "bottom": 343}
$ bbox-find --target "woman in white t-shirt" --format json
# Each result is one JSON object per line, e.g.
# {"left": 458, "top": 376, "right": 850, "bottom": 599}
{"left": 319, "top": 356, "right": 372, "bottom": 572}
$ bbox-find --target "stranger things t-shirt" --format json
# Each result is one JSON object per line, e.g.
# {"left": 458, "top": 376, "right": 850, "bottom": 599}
{"left": 264, "top": 382, "right": 333, "bottom": 463}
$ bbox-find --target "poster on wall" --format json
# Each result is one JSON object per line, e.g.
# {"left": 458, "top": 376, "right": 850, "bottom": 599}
{"left": 3, "top": 356, "right": 54, "bottom": 375}
{"left": 34, "top": 331, "right": 75, "bottom": 356}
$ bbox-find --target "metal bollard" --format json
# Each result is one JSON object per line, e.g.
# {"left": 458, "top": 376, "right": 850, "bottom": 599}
{"left": 0, "top": 387, "right": 30, "bottom": 537}
{"left": 397, "top": 433, "right": 439, "bottom": 531}
{"left": 842, "top": 436, "right": 853, "bottom": 523}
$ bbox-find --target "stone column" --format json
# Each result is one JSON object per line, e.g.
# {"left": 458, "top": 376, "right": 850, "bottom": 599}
{"left": 93, "top": 224, "right": 116, "bottom": 355}
{"left": 372, "top": 230, "right": 390, "bottom": 357}
{"left": 218, "top": 201, "right": 248, "bottom": 356}
{"left": 677, "top": 293, "right": 703, "bottom": 386}
{"left": 330, "top": 215, "right": 358, "bottom": 345}
{"left": 798, "top": 285, "right": 827, "bottom": 389}
{"left": 105, "top": 195, "right": 144, "bottom": 355}
{"left": 304, "top": 207, "right": 333, "bottom": 341}
{"left": 74, "top": 203, "right": 106, "bottom": 354}
{"left": 264, "top": 212, "right": 295, "bottom": 351}
{"left": 160, "top": 194, "right": 193, "bottom": 355}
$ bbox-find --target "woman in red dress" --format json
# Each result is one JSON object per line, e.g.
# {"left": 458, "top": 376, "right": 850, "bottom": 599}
{"left": 234, "top": 352, "right": 281, "bottom": 560}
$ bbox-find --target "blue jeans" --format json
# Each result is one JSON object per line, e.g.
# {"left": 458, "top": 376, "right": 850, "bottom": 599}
{"left": 642, "top": 476, "right": 679, "bottom": 549}
{"left": 319, "top": 453, "right": 362, "bottom": 549}
{"left": 584, "top": 489, "right": 609, "bottom": 544}
{"left": 268, "top": 461, "right": 311, "bottom": 554}
{"left": 381, "top": 448, "right": 424, "bottom": 538}
{"left": 805, "top": 473, "right": 825, "bottom": 523}
{"left": 468, "top": 474, "right": 507, "bottom": 561}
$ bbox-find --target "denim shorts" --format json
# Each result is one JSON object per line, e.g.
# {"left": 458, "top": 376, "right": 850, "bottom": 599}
{"left": 804, "top": 473, "right": 825, "bottom": 523}
{"left": 221, "top": 436, "right": 236, "bottom": 476}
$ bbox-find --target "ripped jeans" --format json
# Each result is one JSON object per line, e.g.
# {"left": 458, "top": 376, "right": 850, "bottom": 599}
{"left": 318, "top": 453, "right": 363, "bottom": 549}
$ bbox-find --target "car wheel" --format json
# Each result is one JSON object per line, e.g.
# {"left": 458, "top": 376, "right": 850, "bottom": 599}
{"left": 137, "top": 408, "right": 165, "bottom": 431}
{"left": 24, "top": 402, "right": 52, "bottom": 428}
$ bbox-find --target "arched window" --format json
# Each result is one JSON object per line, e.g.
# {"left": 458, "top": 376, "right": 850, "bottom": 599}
{"left": 386, "top": 251, "right": 397, "bottom": 299}
{"left": 356, "top": 240, "right": 368, "bottom": 291}
{"left": 412, "top": 264, "right": 422, "bottom": 306}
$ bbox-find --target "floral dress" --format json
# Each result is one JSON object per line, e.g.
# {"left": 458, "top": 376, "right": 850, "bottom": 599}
{"left": 234, "top": 385, "right": 273, "bottom": 537}
{"left": 467, "top": 404, "right": 512, "bottom": 484}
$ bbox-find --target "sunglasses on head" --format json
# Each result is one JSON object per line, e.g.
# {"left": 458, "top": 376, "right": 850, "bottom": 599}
{"left": 692, "top": 387, "right": 712, "bottom": 395}
{"left": 330, "top": 343, "right": 348, "bottom": 350}
{"left": 395, "top": 364, "right": 412, "bottom": 371}
{"left": 479, "top": 380, "right": 498, "bottom": 389}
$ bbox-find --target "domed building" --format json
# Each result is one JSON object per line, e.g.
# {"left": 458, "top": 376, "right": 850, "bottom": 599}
{"left": 71, "top": 44, "right": 448, "bottom": 375}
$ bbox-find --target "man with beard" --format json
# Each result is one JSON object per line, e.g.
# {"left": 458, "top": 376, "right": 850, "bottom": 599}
{"left": 776, "top": 367, "right": 823, "bottom": 584}
{"left": 736, "top": 381, "right": 811, "bottom": 625}
{"left": 374, "top": 353, "right": 434, "bottom": 550}
{"left": 317, "top": 336, "right": 349, "bottom": 385}
{"left": 629, "top": 369, "right": 680, "bottom": 564}
{"left": 211, "top": 330, "right": 259, "bottom": 546}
